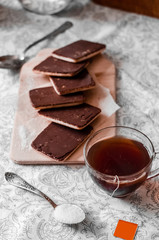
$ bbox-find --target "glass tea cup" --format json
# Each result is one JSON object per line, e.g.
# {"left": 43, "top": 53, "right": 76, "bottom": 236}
{"left": 83, "top": 126, "right": 159, "bottom": 197}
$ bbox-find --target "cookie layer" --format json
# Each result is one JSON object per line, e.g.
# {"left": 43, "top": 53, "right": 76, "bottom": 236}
{"left": 33, "top": 56, "right": 88, "bottom": 77}
{"left": 38, "top": 103, "right": 101, "bottom": 130}
{"left": 31, "top": 122, "right": 93, "bottom": 161}
{"left": 29, "top": 86, "right": 84, "bottom": 109}
{"left": 50, "top": 69, "right": 96, "bottom": 95}
{"left": 52, "top": 40, "right": 106, "bottom": 63}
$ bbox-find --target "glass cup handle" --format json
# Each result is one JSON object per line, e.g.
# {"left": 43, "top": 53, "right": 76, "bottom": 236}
{"left": 147, "top": 151, "right": 159, "bottom": 180}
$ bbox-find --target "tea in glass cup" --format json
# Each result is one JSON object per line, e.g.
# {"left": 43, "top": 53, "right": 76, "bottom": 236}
{"left": 84, "top": 126, "right": 159, "bottom": 197}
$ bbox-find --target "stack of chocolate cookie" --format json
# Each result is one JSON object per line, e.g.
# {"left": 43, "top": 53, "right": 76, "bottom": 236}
{"left": 29, "top": 40, "right": 106, "bottom": 162}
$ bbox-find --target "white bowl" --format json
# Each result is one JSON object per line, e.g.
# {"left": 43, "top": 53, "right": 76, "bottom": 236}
{"left": 18, "top": 0, "right": 72, "bottom": 15}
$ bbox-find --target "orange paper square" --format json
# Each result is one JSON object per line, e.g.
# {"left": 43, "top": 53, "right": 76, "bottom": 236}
{"left": 114, "top": 219, "right": 138, "bottom": 240}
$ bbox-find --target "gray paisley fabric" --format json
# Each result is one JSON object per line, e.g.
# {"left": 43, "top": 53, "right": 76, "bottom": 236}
{"left": 1, "top": 0, "right": 159, "bottom": 239}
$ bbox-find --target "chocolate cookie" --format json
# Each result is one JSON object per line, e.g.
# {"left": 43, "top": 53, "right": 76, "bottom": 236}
{"left": 38, "top": 103, "right": 101, "bottom": 130}
{"left": 33, "top": 56, "right": 88, "bottom": 77}
{"left": 52, "top": 40, "right": 106, "bottom": 63}
{"left": 29, "top": 86, "right": 84, "bottom": 109}
{"left": 31, "top": 122, "right": 93, "bottom": 161}
{"left": 50, "top": 69, "right": 96, "bottom": 95}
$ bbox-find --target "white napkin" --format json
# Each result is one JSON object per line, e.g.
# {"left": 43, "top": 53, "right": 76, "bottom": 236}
{"left": 86, "top": 76, "right": 120, "bottom": 117}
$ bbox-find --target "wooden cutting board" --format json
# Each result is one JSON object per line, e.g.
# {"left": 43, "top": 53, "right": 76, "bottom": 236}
{"left": 92, "top": 0, "right": 159, "bottom": 18}
{"left": 10, "top": 49, "right": 116, "bottom": 165}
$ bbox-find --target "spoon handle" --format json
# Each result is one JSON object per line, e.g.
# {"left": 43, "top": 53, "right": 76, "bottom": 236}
{"left": 23, "top": 21, "right": 73, "bottom": 55}
{"left": 5, "top": 172, "right": 57, "bottom": 208}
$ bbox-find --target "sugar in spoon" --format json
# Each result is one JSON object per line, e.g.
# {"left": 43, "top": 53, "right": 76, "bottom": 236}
{"left": 0, "top": 21, "right": 73, "bottom": 69}
{"left": 5, "top": 172, "right": 85, "bottom": 224}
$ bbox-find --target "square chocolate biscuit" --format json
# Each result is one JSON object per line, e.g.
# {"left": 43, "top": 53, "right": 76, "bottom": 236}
{"left": 29, "top": 86, "right": 84, "bottom": 109}
{"left": 38, "top": 103, "right": 101, "bottom": 130}
{"left": 31, "top": 122, "right": 93, "bottom": 161}
{"left": 50, "top": 69, "right": 96, "bottom": 95}
{"left": 33, "top": 56, "right": 88, "bottom": 77}
{"left": 52, "top": 40, "right": 106, "bottom": 63}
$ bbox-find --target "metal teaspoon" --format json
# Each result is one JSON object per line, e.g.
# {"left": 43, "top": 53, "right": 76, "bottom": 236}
{"left": 0, "top": 21, "right": 73, "bottom": 69}
{"left": 5, "top": 172, "right": 85, "bottom": 224}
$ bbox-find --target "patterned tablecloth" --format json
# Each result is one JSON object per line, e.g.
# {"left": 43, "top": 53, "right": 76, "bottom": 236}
{"left": 1, "top": 0, "right": 159, "bottom": 239}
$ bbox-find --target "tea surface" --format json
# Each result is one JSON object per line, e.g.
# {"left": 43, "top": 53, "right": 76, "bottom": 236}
{"left": 87, "top": 136, "right": 151, "bottom": 176}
